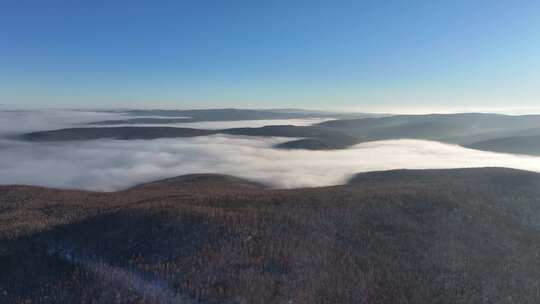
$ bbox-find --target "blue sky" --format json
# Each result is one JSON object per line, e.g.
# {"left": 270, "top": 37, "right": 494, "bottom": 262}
{"left": 1, "top": 0, "right": 539, "bottom": 112}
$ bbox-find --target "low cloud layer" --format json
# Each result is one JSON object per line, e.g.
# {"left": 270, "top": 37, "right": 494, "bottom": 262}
{"left": 0, "top": 109, "right": 332, "bottom": 135}
{"left": 101, "top": 117, "right": 333, "bottom": 129}
{"left": 0, "top": 109, "right": 126, "bottom": 136}
{"left": 3, "top": 135, "right": 540, "bottom": 191}
{"left": 4, "top": 109, "right": 540, "bottom": 191}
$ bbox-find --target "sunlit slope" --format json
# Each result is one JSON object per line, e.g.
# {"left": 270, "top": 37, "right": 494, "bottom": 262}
{"left": 2, "top": 168, "right": 540, "bottom": 303}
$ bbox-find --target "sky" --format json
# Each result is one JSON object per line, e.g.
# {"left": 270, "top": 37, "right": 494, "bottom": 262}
{"left": 1, "top": 0, "right": 539, "bottom": 113}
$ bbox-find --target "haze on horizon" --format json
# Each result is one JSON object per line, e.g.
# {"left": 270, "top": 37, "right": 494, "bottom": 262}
{"left": 1, "top": 0, "right": 539, "bottom": 112}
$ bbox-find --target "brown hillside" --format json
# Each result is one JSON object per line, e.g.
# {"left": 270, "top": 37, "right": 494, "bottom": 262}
{"left": 2, "top": 168, "right": 540, "bottom": 303}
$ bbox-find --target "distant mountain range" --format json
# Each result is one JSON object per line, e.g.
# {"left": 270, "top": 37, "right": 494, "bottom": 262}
{"left": 317, "top": 113, "right": 540, "bottom": 143}
{"left": 2, "top": 168, "right": 540, "bottom": 303}
{"left": 466, "top": 135, "right": 540, "bottom": 155}
{"left": 18, "top": 112, "right": 540, "bottom": 155}
{"left": 89, "top": 108, "right": 376, "bottom": 124}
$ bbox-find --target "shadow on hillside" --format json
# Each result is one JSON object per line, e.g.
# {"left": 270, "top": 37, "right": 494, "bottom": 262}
{"left": 0, "top": 211, "right": 216, "bottom": 303}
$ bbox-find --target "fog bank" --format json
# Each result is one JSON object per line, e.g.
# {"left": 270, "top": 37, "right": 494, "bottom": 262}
{"left": 2, "top": 136, "right": 540, "bottom": 191}
{"left": 0, "top": 109, "right": 332, "bottom": 136}
{"left": 98, "top": 117, "right": 333, "bottom": 129}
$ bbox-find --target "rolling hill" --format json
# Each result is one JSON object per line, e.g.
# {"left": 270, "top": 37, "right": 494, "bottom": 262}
{"left": 20, "top": 125, "right": 358, "bottom": 150}
{"left": 466, "top": 135, "right": 540, "bottom": 156}
{"left": 317, "top": 113, "right": 540, "bottom": 144}
{"left": 17, "top": 113, "right": 540, "bottom": 155}
{"left": 2, "top": 168, "right": 540, "bottom": 303}
{"left": 88, "top": 108, "right": 373, "bottom": 125}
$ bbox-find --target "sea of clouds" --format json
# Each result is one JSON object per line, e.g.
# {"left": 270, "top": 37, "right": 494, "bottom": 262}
{"left": 99, "top": 118, "right": 334, "bottom": 129}
{"left": 0, "top": 108, "right": 331, "bottom": 135}
{"left": 3, "top": 109, "right": 540, "bottom": 191}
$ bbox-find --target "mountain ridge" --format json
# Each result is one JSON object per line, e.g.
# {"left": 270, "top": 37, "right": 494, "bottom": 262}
{"left": 17, "top": 113, "right": 540, "bottom": 156}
